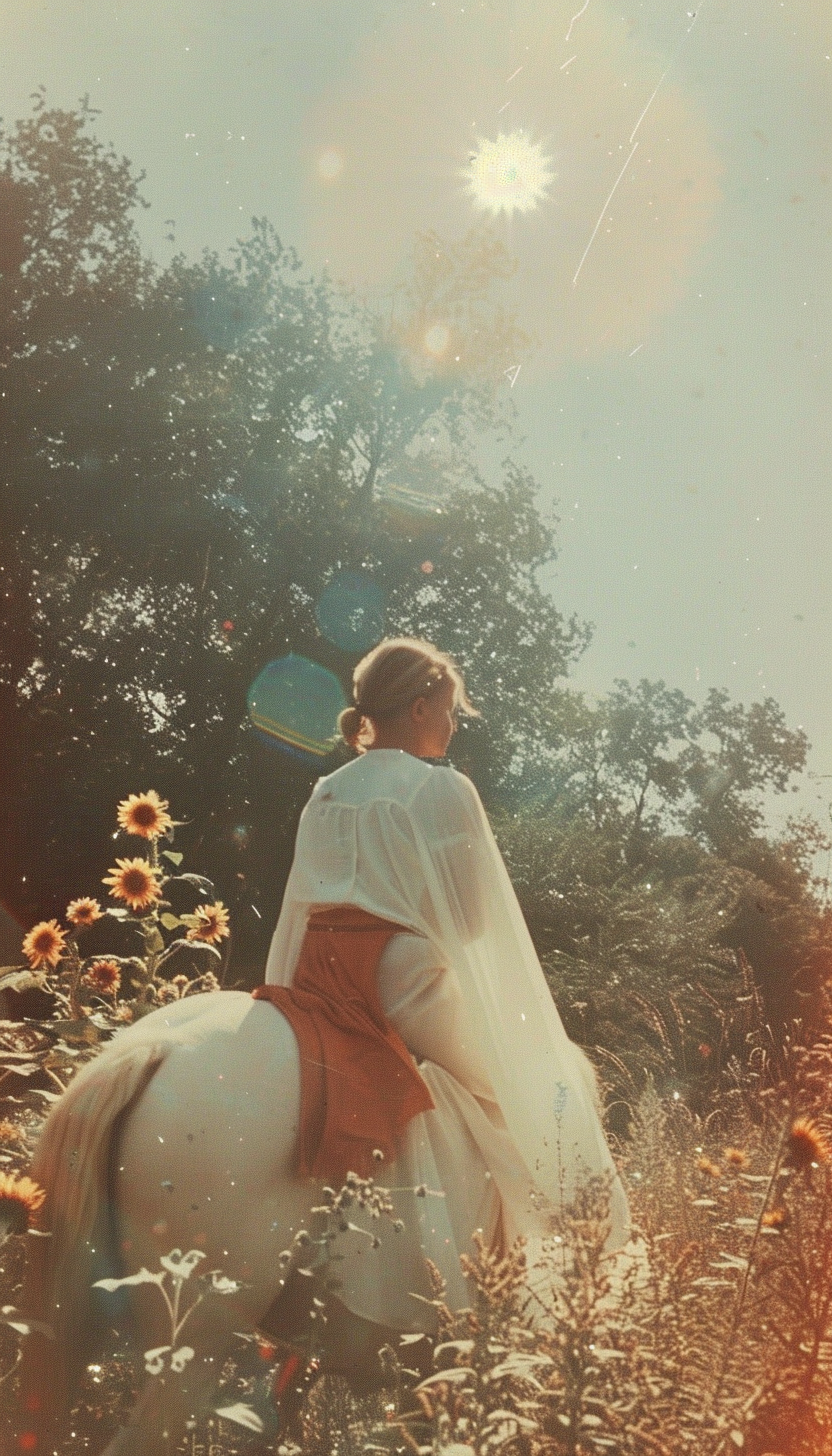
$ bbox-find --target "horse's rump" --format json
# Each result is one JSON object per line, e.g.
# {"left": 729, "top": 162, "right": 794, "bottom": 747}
{"left": 20, "top": 1038, "right": 170, "bottom": 1428}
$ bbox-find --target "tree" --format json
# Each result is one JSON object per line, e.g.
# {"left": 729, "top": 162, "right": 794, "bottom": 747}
{"left": 0, "top": 101, "right": 585, "bottom": 973}
{"left": 680, "top": 688, "right": 809, "bottom": 851}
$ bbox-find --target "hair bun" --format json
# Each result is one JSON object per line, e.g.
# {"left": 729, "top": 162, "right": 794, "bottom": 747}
{"left": 337, "top": 703, "right": 365, "bottom": 750}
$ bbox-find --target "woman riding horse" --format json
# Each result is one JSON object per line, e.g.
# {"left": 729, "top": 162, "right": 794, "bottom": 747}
{"left": 252, "top": 637, "right": 630, "bottom": 1332}
{"left": 17, "top": 636, "right": 629, "bottom": 1454}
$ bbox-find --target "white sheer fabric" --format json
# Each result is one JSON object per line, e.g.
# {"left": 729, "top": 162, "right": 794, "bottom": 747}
{"left": 265, "top": 749, "right": 630, "bottom": 1325}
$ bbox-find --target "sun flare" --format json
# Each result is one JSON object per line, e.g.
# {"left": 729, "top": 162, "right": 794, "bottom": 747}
{"left": 462, "top": 130, "right": 555, "bottom": 217}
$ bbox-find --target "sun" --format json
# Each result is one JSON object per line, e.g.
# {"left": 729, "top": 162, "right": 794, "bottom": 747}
{"left": 462, "top": 130, "right": 555, "bottom": 218}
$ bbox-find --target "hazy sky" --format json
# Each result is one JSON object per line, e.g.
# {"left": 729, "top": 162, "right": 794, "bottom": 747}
{"left": 4, "top": 0, "right": 831, "bottom": 829}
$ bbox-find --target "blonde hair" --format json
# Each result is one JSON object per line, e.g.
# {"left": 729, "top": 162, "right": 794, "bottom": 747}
{"left": 337, "top": 637, "right": 480, "bottom": 751}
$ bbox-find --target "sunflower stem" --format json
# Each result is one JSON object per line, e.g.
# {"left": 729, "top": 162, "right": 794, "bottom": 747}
{"left": 63, "top": 940, "right": 85, "bottom": 1021}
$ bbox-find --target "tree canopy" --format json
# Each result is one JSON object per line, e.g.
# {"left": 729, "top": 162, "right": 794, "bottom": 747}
{"left": 0, "top": 99, "right": 825, "bottom": 1055}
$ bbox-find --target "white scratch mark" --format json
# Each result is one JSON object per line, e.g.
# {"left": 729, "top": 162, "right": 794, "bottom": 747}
{"left": 560, "top": 54, "right": 577, "bottom": 70}
{"left": 505, "top": 66, "right": 523, "bottom": 84}
{"left": 504, "top": 364, "right": 522, "bottom": 388}
{"left": 573, "top": 142, "right": 639, "bottom": 288}
{"left": 629, "top": 7, "right": 703, "bottom": 146}
{"left": 497, "top": 100, "right": 511, "bottom": 114}
{"left": 629, "top": 342, "right": 644, "bottom": 356}
{"left": 565, "top": 0, "right": 590, "bottom": 44}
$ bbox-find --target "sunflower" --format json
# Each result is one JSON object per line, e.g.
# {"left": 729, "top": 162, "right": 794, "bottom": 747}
{"left": 0, "top": 1171, "right": 46, "bottom": 1236}
{"left": 66, "top": 897, "right": 103, "bottom": 928}
{"left": 185, "top": 901, "right": 230, "bottom": 945}
{"left": 786, "top": 1117, "right": 830, "bottom": 1171}
{"left": 102, "top": 858, "right": 163, "bottom": 913}
{"left": 116, "top": 790, "right": 174, "bottom": 841}
{"left": 21, "top": 920, "right": 67, "bottom": 972}
{"left": 82, "top": 960, "right": 122, "bottom": 998}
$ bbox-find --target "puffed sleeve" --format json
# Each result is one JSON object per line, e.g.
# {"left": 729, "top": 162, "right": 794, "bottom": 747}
{"left": 409, "top": 768, "right": 489, "bottom": 944}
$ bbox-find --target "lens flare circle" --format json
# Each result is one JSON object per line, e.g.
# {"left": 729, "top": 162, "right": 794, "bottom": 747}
{"left": 315, "top": 570, "right": 386, "bottom": 653}
{"left": 462, "top": 129, "right": 555, "bottom": 218}
{"left": 247, "top": 654, "right": 347, "bottom": 761}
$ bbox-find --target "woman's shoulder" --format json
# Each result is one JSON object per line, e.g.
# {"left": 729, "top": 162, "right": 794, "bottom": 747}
{"left": 311, "top": 750, "right": 435, "bottom": 806}
{"left": 311, "top": 752, "right": 478, "bottom": 812}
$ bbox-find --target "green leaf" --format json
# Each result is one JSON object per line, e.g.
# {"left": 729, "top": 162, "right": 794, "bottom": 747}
{"left": 162, "top": 851, "right": 184, "bottom": 866}
{"left": 160, "top": 913, "right": 183, "bottom": 930}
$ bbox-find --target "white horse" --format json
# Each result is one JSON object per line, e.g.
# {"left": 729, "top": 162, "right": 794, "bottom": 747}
{"left": 17, "top": 990, "right": 434, "bottom": 1455}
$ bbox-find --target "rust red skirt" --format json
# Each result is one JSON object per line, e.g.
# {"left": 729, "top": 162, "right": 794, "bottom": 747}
{"left": 252, "top": 906, "right": 434, "bottom": 1184}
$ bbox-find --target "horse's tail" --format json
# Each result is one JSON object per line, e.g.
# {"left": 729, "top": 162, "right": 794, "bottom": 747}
{"left": 16, "top": 1038, "right": 168, "bottom": 1444}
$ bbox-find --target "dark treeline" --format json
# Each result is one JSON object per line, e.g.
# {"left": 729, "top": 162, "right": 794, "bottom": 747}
{"left": 1, "top": 98, "right": 829, "bottom": 1108}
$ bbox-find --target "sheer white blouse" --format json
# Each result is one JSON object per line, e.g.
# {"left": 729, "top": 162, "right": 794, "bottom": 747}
{"left": 265, "top": 749, "right": 630, "bottom": 1327}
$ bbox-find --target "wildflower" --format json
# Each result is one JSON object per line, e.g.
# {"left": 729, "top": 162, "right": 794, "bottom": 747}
{"left": 0, "top": 1120, "right": 25, "bottom": 1145}
{"left": 156, "top": 982, "right": 180, "bottom": 1004}
{"left": 113, "top": 1004, "right": 135, "bottom": 1023}
{"left": 160, "top": 1248, "right": 206, "bottom": 1281}
{"left": 185, "top": 901, "right": 230, "bottom": 945}
{"left": 209, "top": 1272, "right": 241, "bottom": 1295}
{"left": 22, "top": 919, "right": 67, "bottom": 972}
{"left": 762, "top": 1207, "right": 789, "bottom": 1229}
{"left": 144, "top": 1345, "right": 171, "bottom": 1376}
{"left": 116, "top": 790, "right": 173, "bottom": 840}
{"left": 102, "top": 857, "right": 162, "bottom": 913}
{"left": 171, "top": 974, "right": 191, "bottom": 995}
{"left": 724, "top": 1147, "right": 748, "bottom": 1168}
{"left": 786, "top": 1117, "right": 830, "bottom": 1170}
{"left": 698, "top": 1043, "right": 712, "bottom": 1058}
{"left": 0, "top": 1171, "right": 46, "bottom": 1236}
{"left": 66, "top": 897, "right": 103, "bottom": 928}
{"left": 82, "top": 960, "right": 121, "bottom": 998}
{"left": 696, "top": 1156, "right": 722, "bottom": 1178}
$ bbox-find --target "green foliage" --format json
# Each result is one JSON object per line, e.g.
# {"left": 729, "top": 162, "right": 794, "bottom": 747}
{"left": 0, "top": 101, "right": 584, "bottom": 961}
{"left": 493, "top": 796, "right": 831, "bottom": 1115}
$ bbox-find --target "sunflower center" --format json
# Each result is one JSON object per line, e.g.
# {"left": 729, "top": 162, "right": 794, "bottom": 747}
{"left": 123, "top": 868, "right": 152, "bottom": 894}
{"left": 132, "top": 804, "right": 160, "bottom": 828}
{"left": 0, "top": 1194, "right": 29, "bottom": 1235}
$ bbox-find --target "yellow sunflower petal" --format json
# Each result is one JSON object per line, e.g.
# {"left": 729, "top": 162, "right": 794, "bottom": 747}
{"left": 21, "top": 920, "right": 67, "bottom": 971}
{"left": 116, "top": 790, "right": 174, "bottom": 841}
{"left": 102, "top": 858, "right": 163, "bottom": 912}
